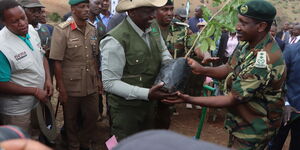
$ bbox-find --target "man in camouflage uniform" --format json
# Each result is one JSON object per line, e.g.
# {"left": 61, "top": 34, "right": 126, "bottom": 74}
{"left": 152, "top": 0, "right": 197, "bottom": 129}
{"left": 164, "top": 0, "right": 286, "bottom": 149}
{"left": 152, "top": 1, "right": 191, "bottom": 59}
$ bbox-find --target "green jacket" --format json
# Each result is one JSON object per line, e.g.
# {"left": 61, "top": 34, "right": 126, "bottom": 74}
{"left": 107, "top": 18, "right": 163, "bottom": 107}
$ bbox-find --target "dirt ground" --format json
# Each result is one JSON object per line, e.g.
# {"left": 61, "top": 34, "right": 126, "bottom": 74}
{"left": 50, "top": 92, "right": 290, "bottom": 150}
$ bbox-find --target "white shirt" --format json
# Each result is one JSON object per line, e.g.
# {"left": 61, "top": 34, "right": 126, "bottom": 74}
{"left": 225, "top": 34, "right": 238, "bottom": 57}
{"left": 100, "top": 16, "right": 172, "bottom": 101}
{"left": 289, "top": 35, "right": 300, "bottom": 44}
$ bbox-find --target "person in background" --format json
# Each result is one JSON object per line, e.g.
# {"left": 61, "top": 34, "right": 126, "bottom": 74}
{"left": 99, "top": 0, "right": 112, "bottom": 27}
{"left": 0, "top": 0, "right": 52, "bottom": 136}
{"left": 49, "top": 0, "right": 100, "bottom": 149}
{"left": 270, "top": 25, "right": 285, "bottom": 51}
{"left": 62, "top": 12, "right": 72, "bottom": 22}
{"left": 268, "top": 34, "right": 300, "bottom": 150}
{"left": 89, "top": 0, "right": 106, "bottom": 38}
{"left": 88, "top": 0, "right": 106, "bottom": 119}
{"left": 164, "top": 0, "right": 286, "bottom": 149}
{"left": 217, "top": 31, "right": 239, "bottom": 64}
{"left": 276, "top": 21, "right": 290, "bottom": 43}
{"left": 38, "top": 7, "right": 54, "bottom": 35}
{"left": 188, "top": 6, "right": 206, "bottom": 33}
{"left": 101, "top": 0, "right": 173, "bottom": 140}
{"left": 152, "top": 0, "right": 188, "bottom": 129}
{"left": 288, "top": 25, "right": 300, "bottom": 45}
{"left": 174, "top": 8, "right": 188, "bottom": 23}
{"left": 106, "top": 12, "right": 126, "bottom": 32}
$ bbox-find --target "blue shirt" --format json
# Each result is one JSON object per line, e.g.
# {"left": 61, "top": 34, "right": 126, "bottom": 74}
{"left": 188, "top": 17, "right": 205, "bottom": 33}
{"left": 99, "top": 12, "right": 113, "bottom": 27}
{"left": 0, "top": 51, "right": 11, "bottom": 82}
{"left": 284, "top": 42, "right": 300, "bottom": 110}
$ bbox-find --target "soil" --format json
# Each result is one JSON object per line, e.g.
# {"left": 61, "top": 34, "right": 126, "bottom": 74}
{"left": 51, "top": 93, "right": 290, "bottom": 150}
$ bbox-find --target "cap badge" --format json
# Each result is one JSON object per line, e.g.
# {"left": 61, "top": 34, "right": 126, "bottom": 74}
{"left": 240, "top": 5, "right": 248, "bottom": 14}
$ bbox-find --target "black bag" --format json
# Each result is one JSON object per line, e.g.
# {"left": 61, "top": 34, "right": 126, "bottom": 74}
{"left": 155, "top": 58, "right": 191, "bottom": 93}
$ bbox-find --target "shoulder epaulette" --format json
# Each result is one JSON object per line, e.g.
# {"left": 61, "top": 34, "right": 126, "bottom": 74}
{"left": 58, "top": 20, "right": 72, "bottom": 29}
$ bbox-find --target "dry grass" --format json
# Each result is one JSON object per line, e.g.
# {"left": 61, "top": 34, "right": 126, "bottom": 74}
{"left": 40, "top": 0, "right": 70, "bottom": 16}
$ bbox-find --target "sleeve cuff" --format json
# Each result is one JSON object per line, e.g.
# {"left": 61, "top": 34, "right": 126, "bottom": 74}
{"left": 135, "top": 87, "right": 150, "bottom": 101}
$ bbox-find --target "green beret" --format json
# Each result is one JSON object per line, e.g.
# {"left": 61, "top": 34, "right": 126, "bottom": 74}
{"left": 166, "top": 0, "right": 173, "bottom": 5}
{"left": 238, "top": 0, "right": 276, "bottom": 22}
{"left": 69, "top": 0, "right": 89, "bottom": 5}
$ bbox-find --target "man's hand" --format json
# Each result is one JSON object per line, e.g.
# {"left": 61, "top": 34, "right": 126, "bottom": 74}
{"left": 57, "top": 87, "right": 68, "bottom": 104}
{"left": 33, "top": 88, "right": 48, "bottom": 103}
{"left": 187, "top": 58, "right": 205, "bottom": 75}
{"left": 162, "top": 91, "right": 191, "bottom": 104}
{"left": 283, "top": 105, "right": 300, "bottom": 126}
{"left": 44, "top": 79, "right": 53, "bottom": 97}
{"left": 201, "top": 56, "right": 220, "bottom": 64}
{"left": 194, "top": 48, "right": 219, "bottom": 64}
{"left": 148, "top": 83, "right": 176, "bottom": 101}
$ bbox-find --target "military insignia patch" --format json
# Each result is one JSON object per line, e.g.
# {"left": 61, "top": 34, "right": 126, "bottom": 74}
{"left": 152, "top": 27, "right": 158, "bottom": 33}
{"left": 254, "top": 51, "right": 267, "bottom": 68}
{"left": 240, "top": 5, "right": 248, "bottom": 14}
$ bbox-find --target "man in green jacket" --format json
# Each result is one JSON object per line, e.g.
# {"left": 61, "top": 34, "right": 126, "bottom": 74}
{"left": 100, "top": 0, "right": 173, "bottom": 140}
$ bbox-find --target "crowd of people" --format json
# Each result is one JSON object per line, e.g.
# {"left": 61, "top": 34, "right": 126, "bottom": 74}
{"left": 0, "top": 0, "right": 299, "bottom": 150}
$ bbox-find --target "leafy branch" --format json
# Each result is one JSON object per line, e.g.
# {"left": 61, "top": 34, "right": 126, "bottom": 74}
{"left": 185, "top": 0, "right": 250, "bottom": 58}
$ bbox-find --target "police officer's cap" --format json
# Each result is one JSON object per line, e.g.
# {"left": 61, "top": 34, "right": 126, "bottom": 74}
{"left": 18, "top": 0, "right": 44, "bottom": 8}
{"left": 238, "top": 0, "right": 276, "bottom": 22}
{"left": 175, "top": 8, "right": 187, "bottom": 18}
{"left": 69, "top": 0, "right": 89, "bottom": 5}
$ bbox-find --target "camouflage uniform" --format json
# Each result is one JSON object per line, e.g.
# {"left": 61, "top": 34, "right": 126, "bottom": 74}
{"left": 164, "top": 19, "right": 205, "bottom": 97}
{"left": 224, "top": 34, "right": 286, "bottom": 150}
{"left": 164, "top": 18, "right": 191, "bottom": 58}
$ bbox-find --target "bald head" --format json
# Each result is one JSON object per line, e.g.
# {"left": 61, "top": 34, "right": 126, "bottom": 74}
{"left": 194, "top": 6, "right": 203, "bottom": 18}
{"left": 283, "top": 21, "right": 289, "bottom": 31}
{"left": 293, "top": 25, "right": 300, "bottom": 36}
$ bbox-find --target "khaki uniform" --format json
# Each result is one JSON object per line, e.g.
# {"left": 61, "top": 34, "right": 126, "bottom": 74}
{"left": 49, "top": 19, "right": 99, "bottom": 150}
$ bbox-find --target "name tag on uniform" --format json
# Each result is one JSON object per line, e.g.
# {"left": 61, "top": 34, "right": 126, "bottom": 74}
{"left": 254, "top": 51, "right": 267, "bottom": 68}
{"left": 14, "top": 51, "right": 27, "bottom": 61}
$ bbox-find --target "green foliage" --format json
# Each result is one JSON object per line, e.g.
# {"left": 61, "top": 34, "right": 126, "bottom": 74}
{"left": 187, "top": 0, "right": 250, "bottom": 55}
{"left": 48, "top": 12, "right": 62, "bottom": 23}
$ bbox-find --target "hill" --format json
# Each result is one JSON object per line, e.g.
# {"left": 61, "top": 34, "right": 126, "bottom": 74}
{"left": 41, "top": 0, "right": 299, "bottom": 26}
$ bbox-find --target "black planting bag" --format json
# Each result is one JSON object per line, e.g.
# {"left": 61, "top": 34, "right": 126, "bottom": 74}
{"left": 155, "top": 58, "right": 191, "bottom": 93}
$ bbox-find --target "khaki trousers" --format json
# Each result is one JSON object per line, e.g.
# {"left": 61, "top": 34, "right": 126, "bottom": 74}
{"left": 63, "top": 93, "right": 99, "bottom": 150}
{"left": 0, "top": 108, "right": 39, "bottom": 138}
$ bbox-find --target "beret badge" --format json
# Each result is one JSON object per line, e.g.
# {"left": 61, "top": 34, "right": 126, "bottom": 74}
{"left": 240, "top": 5, "right": 248, "bottom": 14}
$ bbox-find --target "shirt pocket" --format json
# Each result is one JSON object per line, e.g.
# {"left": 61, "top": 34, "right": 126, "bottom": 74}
{"left": 126, "top": 54, "right": 146, "bottom": 75}
{"left": 15, "top": 57, "right": 33, "bottom": 70}
{"left": 63, "top": 68, "right": 82, "bottom": 93}
{"left": 66, "top": 40, "right": 83, "bottom": 59}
